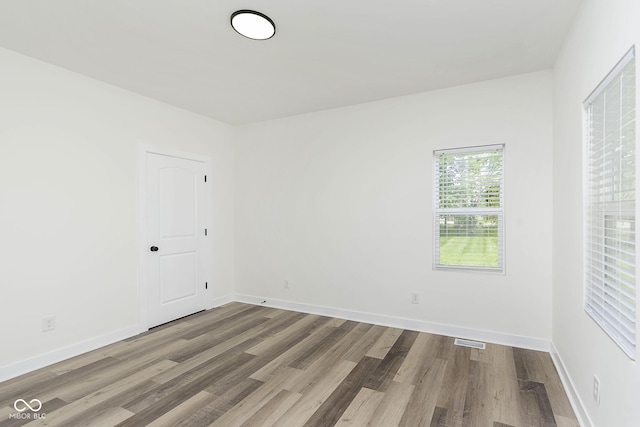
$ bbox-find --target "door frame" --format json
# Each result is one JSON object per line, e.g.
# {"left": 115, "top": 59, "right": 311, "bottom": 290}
{"left": 137, "top": 144, "right": 213, "bottom": 332}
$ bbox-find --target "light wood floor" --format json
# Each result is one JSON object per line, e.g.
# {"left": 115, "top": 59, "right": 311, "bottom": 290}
{"left": 0, "top": 303, "right": 579, "bottom": 427}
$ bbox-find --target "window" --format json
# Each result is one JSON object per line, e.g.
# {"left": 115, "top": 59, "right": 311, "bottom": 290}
{"left": 584, "top": 48, "right": 636, "bottom": 359}
{"left": 434, "top": 145, "right": 504, "bottom": 272}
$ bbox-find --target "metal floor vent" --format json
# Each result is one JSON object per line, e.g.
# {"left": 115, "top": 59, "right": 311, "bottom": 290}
{"left": 454, "top": 338, "right": 486, "bottom": 350}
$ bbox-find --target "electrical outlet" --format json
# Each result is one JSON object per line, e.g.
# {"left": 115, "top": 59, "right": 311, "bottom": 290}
{"left": 284, "top": 280, "right": 290, "bottom": 289}
{"left": 411, "top": 293, "right": 419, "bottom": 304}
{"left": 593, "top": 375, "right": 600, "bottom": 404}
{"left": 42, "top": 316, "right": 56, "bottom": 332}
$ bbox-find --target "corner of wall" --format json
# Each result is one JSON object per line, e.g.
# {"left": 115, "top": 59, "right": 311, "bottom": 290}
{"left": 549, "top": 342, "right": 593, "bottom": 427}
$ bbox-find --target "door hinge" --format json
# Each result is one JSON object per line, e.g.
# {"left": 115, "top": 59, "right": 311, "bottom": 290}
{"left": 204, "top": 175, "right": 207, "bottom": 182}
{"left": 205, "top": 282, "right": 208, "bottom": 290}
{"left": 204, "top": 228, "right": 208, "bottom": 236}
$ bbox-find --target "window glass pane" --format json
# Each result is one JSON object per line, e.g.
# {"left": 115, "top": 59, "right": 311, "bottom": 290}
{"left": 438, "top": 214, "right": 499, "bottom": 268}
{"left": 437, "top": 151, "right": 502, "bottom": 209}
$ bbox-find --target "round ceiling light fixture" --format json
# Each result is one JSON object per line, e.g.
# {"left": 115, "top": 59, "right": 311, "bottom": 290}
{"left": 231, "top": 10, "right": 276, "bottom": 40}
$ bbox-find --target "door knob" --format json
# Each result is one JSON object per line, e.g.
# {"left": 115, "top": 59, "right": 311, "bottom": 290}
{"left": 150, "top": 246, "right": 159, "bottom": 252}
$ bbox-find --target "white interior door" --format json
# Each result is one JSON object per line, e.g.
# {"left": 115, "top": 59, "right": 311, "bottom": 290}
{"left": 147, "top": 152, "right": 207, "bottom": 328}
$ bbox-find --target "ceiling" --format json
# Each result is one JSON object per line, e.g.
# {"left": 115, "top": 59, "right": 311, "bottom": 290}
{"left": 0, "top": 0, "right": 582, "bottom": 125}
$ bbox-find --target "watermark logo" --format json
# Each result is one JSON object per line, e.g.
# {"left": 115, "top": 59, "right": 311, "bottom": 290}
{"left": 9, "top": 399, "right": 45, "bottom": 420}
{"left": 14, "top": 399, "right": 42, "bottom": 412}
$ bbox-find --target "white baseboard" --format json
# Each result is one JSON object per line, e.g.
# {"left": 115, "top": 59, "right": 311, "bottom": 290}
{"left": 550, "top": 343, "right": 592, "bottom": 427}
{"left": 0, "top": 324, "right": 140, "bottom": 383}
{"left": 234, "top": 294, "right": 551, "bottom": 352}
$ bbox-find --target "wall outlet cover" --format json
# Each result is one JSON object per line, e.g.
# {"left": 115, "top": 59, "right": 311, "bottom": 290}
{"left": 42, "top": 316, "right": 56, "bottom": 332}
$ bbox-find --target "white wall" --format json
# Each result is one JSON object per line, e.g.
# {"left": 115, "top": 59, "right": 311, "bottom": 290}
{"left": 0, "top": 48, "right": 235, "bottom": 378}
{"left": 235, "top": 71, "right": 554, "bottom": 345}
{"left": 552, "top": 1, "right": 640, "bottom": 426}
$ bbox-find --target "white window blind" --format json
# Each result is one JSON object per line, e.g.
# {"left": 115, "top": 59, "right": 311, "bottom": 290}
{"left": 434, "top": 145, "right": 504, "bottom": 272}
{"left": 584, "top": 47, "right": 636, "bottom": 360}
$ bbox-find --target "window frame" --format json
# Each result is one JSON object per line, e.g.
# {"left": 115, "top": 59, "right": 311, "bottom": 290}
{"left": 433, "top": 144, "right": 505, "bottom": 273}
{"left": 583, "top": 47, "right": 636, "bottom": 360}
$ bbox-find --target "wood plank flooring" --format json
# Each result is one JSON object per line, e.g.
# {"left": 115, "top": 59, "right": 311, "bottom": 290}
{"left": 0, "top": 303, "right": 579, "bottom": 427}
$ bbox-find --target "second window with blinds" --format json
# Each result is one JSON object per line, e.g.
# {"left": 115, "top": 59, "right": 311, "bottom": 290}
{"left": 434, "top": 145, "right": 505, "bottom": 272}
{"left": 584, "top": 48, "right": 636, "bottom": 359}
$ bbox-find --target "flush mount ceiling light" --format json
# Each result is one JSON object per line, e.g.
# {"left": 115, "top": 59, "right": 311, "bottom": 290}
{"left": 231, "top": 10, "right": 276, "bottom": 40}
